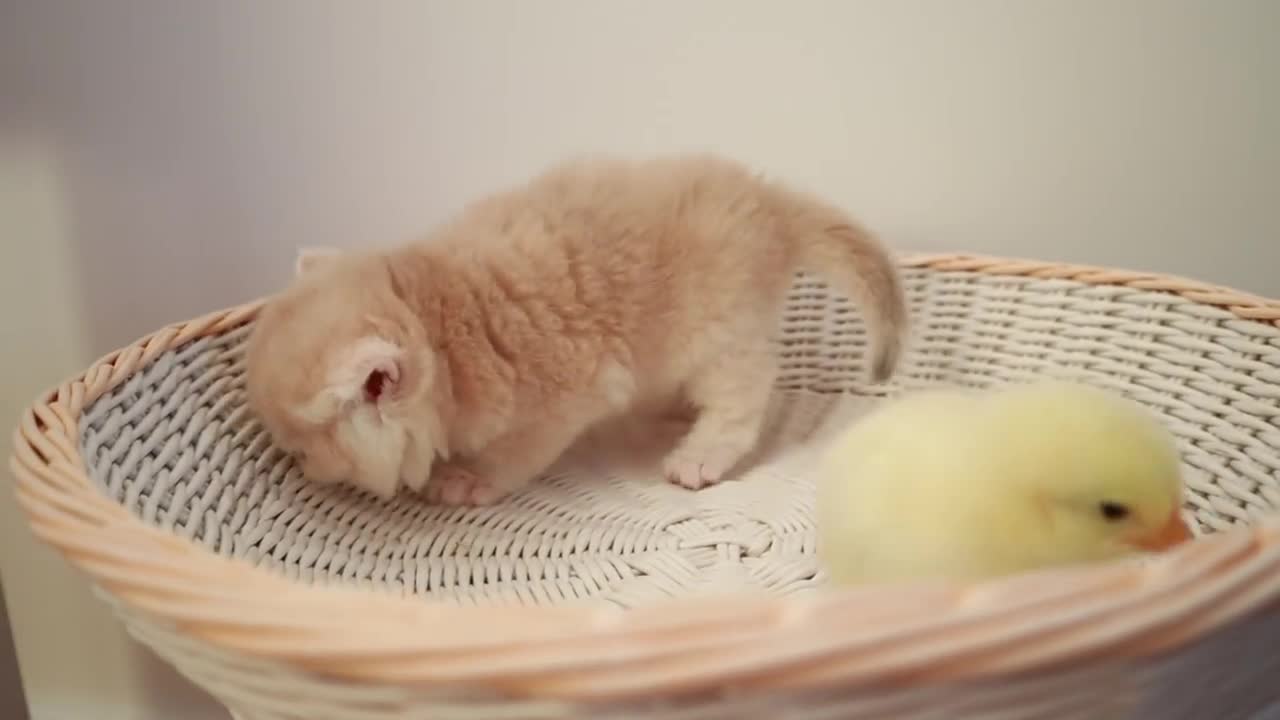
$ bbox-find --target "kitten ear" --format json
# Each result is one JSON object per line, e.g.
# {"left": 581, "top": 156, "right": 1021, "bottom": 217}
{"left": 295, "top": 246, "right": 344, "bottom": 276}
{"left": 330, "top": 337, "right": 405, "bottom": 406}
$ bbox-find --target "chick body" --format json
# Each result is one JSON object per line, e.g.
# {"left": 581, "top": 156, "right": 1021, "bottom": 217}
{"left": 816, "top": 382, "right": 1191, "bottom": 585}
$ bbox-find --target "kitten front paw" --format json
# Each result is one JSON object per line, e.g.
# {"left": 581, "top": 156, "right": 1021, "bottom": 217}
{"left": 426, "top": 464, "right": 508, "bottom": 506}
{"left": 662, "top": 447, "right": 739, "bottom": 490}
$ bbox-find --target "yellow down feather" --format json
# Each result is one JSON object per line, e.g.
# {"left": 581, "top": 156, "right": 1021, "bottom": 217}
{"left": 816, "top": 381, "right": 1193, "bottom": 585}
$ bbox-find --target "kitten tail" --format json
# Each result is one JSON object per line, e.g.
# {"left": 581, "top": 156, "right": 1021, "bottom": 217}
{"left": 774, "top": 188, "right": 909, "bottom": 383}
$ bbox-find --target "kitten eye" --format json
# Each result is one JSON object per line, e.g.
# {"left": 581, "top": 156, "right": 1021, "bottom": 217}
{"left": 1099, "top": 501, "right": 1131, "bottom": 521}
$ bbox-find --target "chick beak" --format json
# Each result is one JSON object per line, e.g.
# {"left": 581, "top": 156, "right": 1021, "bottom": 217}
{"left": 1131, "top": 512, "right": 1194, "bottom": 552}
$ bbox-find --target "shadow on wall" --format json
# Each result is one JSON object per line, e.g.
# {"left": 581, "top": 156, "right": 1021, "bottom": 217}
{"left": 0, "top": 135, "right": 229, "bottom": 719}
{"left": 0, "top": 582, "right": 29, "bottom": 720}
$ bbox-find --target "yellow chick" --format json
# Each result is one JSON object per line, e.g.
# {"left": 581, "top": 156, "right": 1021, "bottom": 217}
{"left": 816, "top": 381, "right": 1194, "bottom": 585}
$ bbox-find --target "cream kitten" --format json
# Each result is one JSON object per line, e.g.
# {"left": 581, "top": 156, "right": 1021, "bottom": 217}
{"left": 244, "top": 154, "right": 908, "bottom": 504}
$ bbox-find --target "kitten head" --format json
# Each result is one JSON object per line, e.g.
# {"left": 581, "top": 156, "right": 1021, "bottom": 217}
{"left": 244, "top": 248, "right": 441, "bottom": 499}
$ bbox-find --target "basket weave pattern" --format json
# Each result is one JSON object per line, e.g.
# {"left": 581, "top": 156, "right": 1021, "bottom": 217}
{"left": 12, "top": 254, "right": 1280, "bottom": 719}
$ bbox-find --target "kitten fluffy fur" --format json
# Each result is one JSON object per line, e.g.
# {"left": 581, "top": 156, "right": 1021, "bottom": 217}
{"left": 245, "top": 154, "right": 908, "bottom": 504}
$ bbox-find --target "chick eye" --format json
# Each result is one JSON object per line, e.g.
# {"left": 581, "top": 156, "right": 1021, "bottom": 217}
{"left": 1099, "top": 501, "right": 1131, "bottom": 521}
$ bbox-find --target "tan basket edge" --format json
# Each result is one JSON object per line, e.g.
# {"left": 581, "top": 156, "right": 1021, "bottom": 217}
{"left": 10, "top": 253, "right": 1280, "bottom": 701}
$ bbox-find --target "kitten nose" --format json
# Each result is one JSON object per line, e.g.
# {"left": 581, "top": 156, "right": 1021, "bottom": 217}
{"left": 298, "top": 461, "right": 340, "bottom": 484}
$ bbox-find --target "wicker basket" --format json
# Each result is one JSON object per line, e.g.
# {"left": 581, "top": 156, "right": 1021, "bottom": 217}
{"left": 11, "top": 254, "right": 1280, "bottom": 720}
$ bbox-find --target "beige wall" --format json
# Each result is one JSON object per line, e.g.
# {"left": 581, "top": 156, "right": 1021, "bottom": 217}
{"left": 2, "top": 1, "right": 1277, "bottom": 718}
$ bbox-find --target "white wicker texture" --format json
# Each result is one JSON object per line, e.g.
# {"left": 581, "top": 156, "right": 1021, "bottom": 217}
{"left": 12, "top": 255, "right": 1280, "bottom": 719}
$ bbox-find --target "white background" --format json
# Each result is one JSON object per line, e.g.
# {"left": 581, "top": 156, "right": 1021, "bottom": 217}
{"left": 2, "top": 1, "right": 1277, "bottom": 718}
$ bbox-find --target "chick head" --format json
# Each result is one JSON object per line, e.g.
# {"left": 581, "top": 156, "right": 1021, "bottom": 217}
{"left": 978, "top": 381, "right": 1194, "bottom": 566}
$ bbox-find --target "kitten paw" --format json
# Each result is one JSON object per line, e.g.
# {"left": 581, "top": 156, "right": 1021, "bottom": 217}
{"left": 662, "top": 447, "right": 739, "bottom": 490}
{"left": 426, "top": 465, "right": 507, "bottom": 506}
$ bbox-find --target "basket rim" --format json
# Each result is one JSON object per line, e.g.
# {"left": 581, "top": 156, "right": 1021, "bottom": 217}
{"left": 10, "top": 252, "right": 1280, "bottom": 701}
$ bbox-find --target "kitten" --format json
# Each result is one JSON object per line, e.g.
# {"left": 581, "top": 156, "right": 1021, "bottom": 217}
{"left": 244, "top": 154, "right": 909, "bottom": 504}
